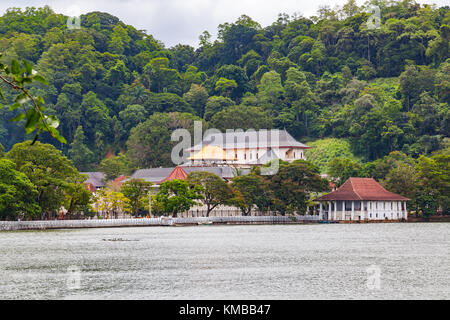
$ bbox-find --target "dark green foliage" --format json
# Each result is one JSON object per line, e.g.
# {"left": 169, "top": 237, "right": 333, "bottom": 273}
{"left": 187, "top": 171, "right": 234, "bottom": 217}
{"left": 120, "top": 178, "right": 153, "bottom": 217}
{"left": 6, "top": 141, "right": 86, "bottom": 218}
{"left": 0, "top": 2, "right": 448, "bottom": 175}
{"left": 126, "top": 112, "right": 204, "bottom": 168}
{"left": 153, "top": 179, "right": 203, "bottom": 216}
{"left": 265, "top": 160, "right": 329, "bottom": 215}
{"left": 0, "top": 158, "right": 40, "bottom": 220}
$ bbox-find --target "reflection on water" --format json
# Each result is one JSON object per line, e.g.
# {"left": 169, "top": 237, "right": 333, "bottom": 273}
{"left": 0, "top": 223, "right": 448, "bottom": 300}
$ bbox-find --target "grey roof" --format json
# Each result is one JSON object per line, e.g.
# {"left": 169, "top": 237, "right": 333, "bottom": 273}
{"left": 129, "top": 166, "right": 238, "bottom": 184}
{"left": 247, "top": 148, "right": 279, "bottom": 165}
{"left": 129, "top": 168, "right": 174, "bottom": 183}
{"left": 183, "top": 166, "right": 236, "bottom": 179}
{"left": 80, "top": 172, "right": 106, "bottom": 187}
{"left": 187, "top": 129, "right": 309, "bottom": 151}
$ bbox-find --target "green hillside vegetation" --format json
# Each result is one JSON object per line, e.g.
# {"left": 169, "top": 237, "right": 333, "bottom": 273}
{"left": 304, "top": 138, "right": 362, "bottom": 173}
{"left": 0, "top": 1, "right": 449, "bottom": 218}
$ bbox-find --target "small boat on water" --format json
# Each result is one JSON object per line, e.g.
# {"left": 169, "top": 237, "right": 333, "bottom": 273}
{"left": 319, "top": 221, "right": 339, "bottom": 224}
{"left": 197, "top": 221, "right": 213, "bottom": 226}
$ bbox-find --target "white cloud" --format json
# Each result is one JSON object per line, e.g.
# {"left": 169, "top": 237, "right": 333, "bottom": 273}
{"left": 0, "top": 0, "right": 447, "bottom": 48}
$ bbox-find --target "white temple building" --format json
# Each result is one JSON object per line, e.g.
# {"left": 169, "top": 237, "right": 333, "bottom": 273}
{"left": 316, "top": 178, "right": 410, "bottom": 221}
{"left": 184, "top": 129, "right": 310, "bottom": 167}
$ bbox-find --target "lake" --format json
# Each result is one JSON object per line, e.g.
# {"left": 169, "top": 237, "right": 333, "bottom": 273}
{"left": 0, "top": 223, "right": 448, "bottom": 300}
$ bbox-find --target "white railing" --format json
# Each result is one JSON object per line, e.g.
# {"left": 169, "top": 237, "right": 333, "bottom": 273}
{"left": 0, "top": 215, "right": 319, "bottom": 231}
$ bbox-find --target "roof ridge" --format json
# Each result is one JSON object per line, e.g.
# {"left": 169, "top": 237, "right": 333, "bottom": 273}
{"left": 349, "top": 178, "right": 363, "bottom": 200}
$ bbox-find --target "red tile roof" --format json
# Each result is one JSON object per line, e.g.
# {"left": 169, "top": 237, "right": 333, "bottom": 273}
{"left": 316, "top": 177, "right": 410, "bottom": 201}
{"left": 160, "top": 166, "right": 188, "bottom": 183}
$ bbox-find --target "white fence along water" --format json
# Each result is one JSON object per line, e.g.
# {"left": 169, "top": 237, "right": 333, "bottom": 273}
{"left": 0, "top": 215, "right": 320, "bottom": 231}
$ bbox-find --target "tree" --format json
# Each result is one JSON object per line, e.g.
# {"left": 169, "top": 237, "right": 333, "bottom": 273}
{"left": 267, "top": 160, "right": 329, "bottom": 215}
{"left": 284, "top": 67, "right": 317, "bottom": 135}
{"left": 399, "top": 65, "right": 436, "bottom": 111}
{"left": 120, "top": 178, "right": 153, "bottom": 217}
{"left": 257, "top": 70, "right": 285, "bottom": 115}
{"left": 230, "top": 173, "right": 272, "bottom": 216}
{"left": 327, "top": 158, "right": 363, "bottom": 186}
{"left": 187, "top": 171, "right": 234, "bottom": 217}
{"left": 127, "top": 112, "right": 204, "bottom": 168}
{"left": 0, "top": 158, "right": 40, "bottom": 220}
{"left": 141, "top": 57, "right": 181, "bottom": 94}
{"left": 64, "top": 174, "right": 93, "bottom": 218}
{"left": 118, "top": 104, "right": 147, "bottom": 132}
{"left": 183, "top": 84, "right": 208, "bottom": 117}
{"left": 214, "top": 64, "right": 249, "bottom": 99}
{"left": 153, "top": 179, "right": 203, "bottom": 216}
{"left": 204, "top": 96, "right": 235, "bottom": 121}
{"left": 79, "top": 91, "right": 111, "bottom": 145}
{"left": 7, "top": 141, "right": 80, "bottom": 217}
{"left": 108, "top": 24, "right": 131, "bottom": 55}
{"left": 363, "top": 151, "right": 416, "bottom": 181}
{"left": 210, "top": 105, "right": 273, "bottom": 132}
{"left": 68, "top": 125, "right": 94, "bottom": 171}
{"left": 381, "top": 161, "right": 418, "bottom": 204}
{"left": 144, "top": 92, "right": 194, "bottom": 114}
{"left": 98, "top": 153, "right": 132, "bottom": 181}
{"left": 215, "top": 77, "right": 238, "bottom": 98}
{"left": 415, "top": 154, "right": 450, "bottom": 216}
{"left": 95, "top": 189, "right": 130, "bottom": 219}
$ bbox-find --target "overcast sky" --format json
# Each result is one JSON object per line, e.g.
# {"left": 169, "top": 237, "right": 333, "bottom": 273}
{"left": 0, "top": 0, "right": 446, "bottom": 48}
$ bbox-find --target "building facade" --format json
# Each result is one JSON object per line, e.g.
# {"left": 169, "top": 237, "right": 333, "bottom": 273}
{"left": 185, "top": 129, "right": 310, "bottom": 167}
{"left": 316, "top": 178, "right": 409, "bottom": 221}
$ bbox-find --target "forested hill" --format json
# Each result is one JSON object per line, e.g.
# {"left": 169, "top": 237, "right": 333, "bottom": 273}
{"left": 0, "top": 1, "right": 448, "bottom": 173}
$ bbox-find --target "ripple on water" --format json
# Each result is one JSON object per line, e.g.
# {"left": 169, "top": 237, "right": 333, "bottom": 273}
{"left": 0, "top": 223, "right": 448, "bottom": 299}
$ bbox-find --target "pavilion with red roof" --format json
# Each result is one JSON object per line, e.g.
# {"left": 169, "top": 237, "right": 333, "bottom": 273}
{"left": 316, "top": 178, "right": 409, "bottom": 221}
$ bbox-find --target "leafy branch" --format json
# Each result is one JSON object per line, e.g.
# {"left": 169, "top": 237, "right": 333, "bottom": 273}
{"left": 0, "top": 55, "right": 66, "bottom": 144}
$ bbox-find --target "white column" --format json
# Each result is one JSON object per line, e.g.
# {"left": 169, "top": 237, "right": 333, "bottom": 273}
{"left": 374, "top": 201, "right": 378, "bottom": 220}
{"left": 393, "top": 201, "right": 397, "bottom": 219}
{"left": 319, "top": 202, "right": 323, "bottom": 220}
{"left": 334, "top": 201, "right": 337, "bottom": 221}
{"left": 351, "top": 201, "right": 355, "bottom": 220}
{"left": 386, "top": 201, "right": 389, "bottom": 220}
{"left": 387, "top": 202, "right": 391, "bottom": 220}
{"left": 361, "top": 201, "right": 365, "bottom": 221}
{"left": 378, "top": 201, "right": 381, "bottom": 220}
{"left": 328, "top": 201, "right": 331, "bottom": 220}
{"left": 342, "top": 200, "right": 345, "bottom": 220}
{"left": 388, "top": 201, "right": 391, "bottom": 220}
{"left": 403, "top": 201, "right": 407, "bottom": 220}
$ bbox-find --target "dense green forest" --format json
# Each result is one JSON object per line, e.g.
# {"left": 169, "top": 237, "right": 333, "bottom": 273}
{"left": 0, "top": 0, "right": 448, "bottom": 173}
{"left": 0, "top": 0, "right": 449, "bottom": 219}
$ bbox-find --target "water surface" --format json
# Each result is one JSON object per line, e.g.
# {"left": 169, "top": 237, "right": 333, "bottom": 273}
{"left": 0, "top": 223, "right": 448, "bottom": 299}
